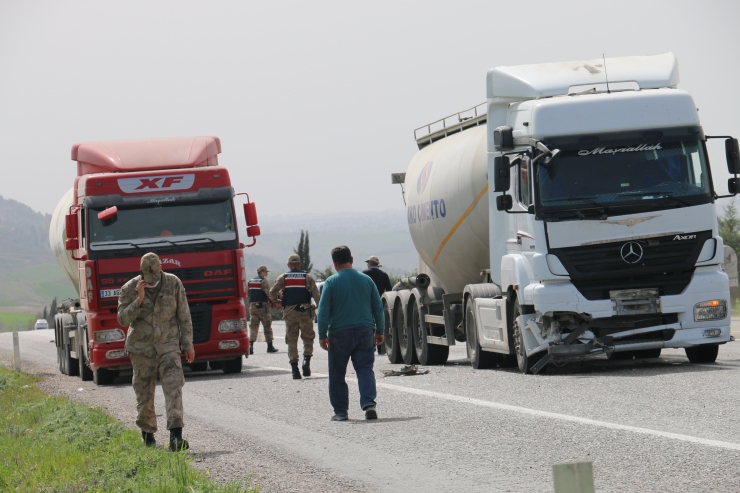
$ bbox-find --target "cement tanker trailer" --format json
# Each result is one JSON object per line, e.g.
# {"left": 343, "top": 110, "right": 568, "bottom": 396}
{"left": 384, "top": 53, "right": 738, "bottom": 373}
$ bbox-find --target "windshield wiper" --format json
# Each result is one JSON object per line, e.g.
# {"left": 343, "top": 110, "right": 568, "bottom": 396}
{"left": 171, "top": 237, "right": 221, "bottom": 250}
{"left": 540, "top": 197, "right": 609, "bottom": 219}
{"left": 619, "top": 191, "right": 694, "bottom": 207}
{"left": 92, "top": 242, "right": 147, "bottom": 254}
{"left": 138, "top": 239, "right": 187, "bottom": 253}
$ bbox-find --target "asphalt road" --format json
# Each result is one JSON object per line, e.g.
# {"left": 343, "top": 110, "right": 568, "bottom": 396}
{"left": 3, "top": 321, "right": 740, "bottom": 492}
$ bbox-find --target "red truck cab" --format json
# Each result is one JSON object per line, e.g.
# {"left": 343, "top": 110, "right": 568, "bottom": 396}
{"left": 60, "top": 136, "right": 256, "bottom": 383}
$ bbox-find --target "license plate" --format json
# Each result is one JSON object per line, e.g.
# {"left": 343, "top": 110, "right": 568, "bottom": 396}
{"left": 100, "top": 289, "right": 121, "bottom": 298}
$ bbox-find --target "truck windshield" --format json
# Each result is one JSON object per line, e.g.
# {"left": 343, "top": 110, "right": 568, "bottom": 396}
{"left": 535, "top": 140, "right": 711, "bottom": 216}
{"left": 89, "top": 199, "right": 237, "bottom": 251}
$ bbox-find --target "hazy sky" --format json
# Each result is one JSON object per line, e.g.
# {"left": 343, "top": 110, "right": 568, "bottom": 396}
{"left": 2, "top": 0, "right": 739, "bottom": 217}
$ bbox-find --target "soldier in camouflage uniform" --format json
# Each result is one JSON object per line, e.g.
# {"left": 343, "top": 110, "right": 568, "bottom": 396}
{"left": 269, "top": 254, "right": 321, "bottom": 379}
{"left": 118, "top": 252, "right": 194, "bottom": 451}
{"left": 248, "top": 265, "right": 278, "bottom": 355}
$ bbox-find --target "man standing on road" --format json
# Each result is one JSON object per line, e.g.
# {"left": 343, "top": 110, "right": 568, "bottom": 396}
{"left": 269, "top": 254, "right": 321, "bottom": 380}
{"left": 118, "top": 252, "right": 193, "bottom": 451}
{"left": 362, "top": 255, "right": 393, "bottom": 354}
{"left": 248, "top": 265, "right": 278, "bottom": 355}
{"left": 319, "top": 245, "right": 384, "bottom": 421}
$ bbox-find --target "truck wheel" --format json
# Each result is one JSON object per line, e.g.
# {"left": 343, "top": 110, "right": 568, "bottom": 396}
{"left": 384, "top": 303, "right": 402, "bottom": 364}
{"left": 58, "top": 345, "right": 66, "bottom": 375}
{"left": 465, "top": 300, "right": 497, "bottom": 369}
{"left": 512, "top": 300, "right": 544, "bottom": 374}
{"left": 65, "top": 339, "right": 79, "bottom": 377}
{"left": 398, "top": 306, "right": 419, "bottom": 365}
{"left": 93, "top": 367, "right": 115, "bottom": 385}
{"left": 685, "top": 344, "right": 719, "bottom": 363}
{"left": 209, "top": 361, "right": 223, "bottom": 370}
{"left": 412, "top": 304, "right": 449, "bottom": 366}
{"left": 79, "top": 332, "right": 93, "bottom": 381}
{"left": 189, "top": 362, "right": 208, "bottom": 372}
{"left": 222, "top": 356, "right": 243, "bottom": 374}
{"left": 634, "top": 348, "right": 661, "bottom": 359}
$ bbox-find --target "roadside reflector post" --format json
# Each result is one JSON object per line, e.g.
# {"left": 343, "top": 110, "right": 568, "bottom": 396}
{"left": 553, "top": 461, "right": 595, "bottom": 493}
{"left": 12, "top": 331, "right": 21, "bottom": 371}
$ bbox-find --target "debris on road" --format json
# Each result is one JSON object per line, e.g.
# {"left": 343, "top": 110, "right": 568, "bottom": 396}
{"left": 381, "top": 365, "right": 429, "bottom": 377}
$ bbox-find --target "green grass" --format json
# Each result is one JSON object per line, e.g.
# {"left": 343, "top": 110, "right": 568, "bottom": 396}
{"left": 0, "top": 263, "right": 78, "bottom": 312}
{"left": 0, "top": 367, "right": 259, "bottom": 492}
{"left": 0, "top": 312, "right": 36, "bottom": 331}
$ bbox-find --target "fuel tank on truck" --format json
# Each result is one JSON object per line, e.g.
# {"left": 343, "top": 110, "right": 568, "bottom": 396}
{"left": 49, "top": 188, "right": 79, "bottom": 294}
{"left": 405, "top": 124, "right": 490, "bottom": 294}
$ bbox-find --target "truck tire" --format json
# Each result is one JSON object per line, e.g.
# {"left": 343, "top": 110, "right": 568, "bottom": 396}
{"left": 384, "top": 303, "right": 402, "bottom": 364}
{"left": 398, "top": 305, "right": 419, "bottom": 365}
{"left": 412, "top": 304, "right": 449, "bottom": 366}
{"left": 209, "top": 361, "right": 223, "bottom": 370}
{"left": 189, "top": 362, "right": 208, "bottom": 372}
{"left": 58, "top": 345, "right": 66, "bottom": 375}
{"left": 512, "top": 300, "right": 545, "bottom": 374}
{"left": 607, "top": 351, "right": 635, "bottom": 360}
{"left": 634, "top": 348, "right": 661, "bottom": 359}
{"left": 79, "top": 331, "right": 93, "bottom": 381}
{"left": 65, "top": 339, "right": 79, "bottom": 377}
{"left": 685, "top": 344, "right": 719, "bottom": 363}
{"left": 222, "top": 356, "right": 243, "bottom": 374}
{"left": 465, "top": 300, "right": 497, "bottom": 369}
{"left": 93, "top": 367, "right": 115, "bottom": 385}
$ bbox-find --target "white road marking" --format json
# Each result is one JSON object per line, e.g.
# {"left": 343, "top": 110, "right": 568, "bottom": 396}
{"left": 251, "top": 364, "right": 740, "bottom": 452}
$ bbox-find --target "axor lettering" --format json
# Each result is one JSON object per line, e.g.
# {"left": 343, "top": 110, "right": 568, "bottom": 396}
{"left": 673, "top": 234, "right": 697, "bottom": 241}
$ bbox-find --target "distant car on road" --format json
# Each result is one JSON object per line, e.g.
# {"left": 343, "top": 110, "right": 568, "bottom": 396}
{"left": 34, "top": 319, "right": 49, "bottom": 330}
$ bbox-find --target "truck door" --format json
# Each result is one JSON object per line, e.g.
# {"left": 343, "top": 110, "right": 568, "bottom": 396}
{"left": 516, "top": 158, "right": 536, "bottom": 261}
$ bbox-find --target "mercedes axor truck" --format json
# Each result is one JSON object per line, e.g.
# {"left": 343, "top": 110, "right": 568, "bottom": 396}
{"left": 49, "top": 136, "right": 262, "bottom": 384}
{"left": 385, "top": 53, "right": 739, "bottom": 374}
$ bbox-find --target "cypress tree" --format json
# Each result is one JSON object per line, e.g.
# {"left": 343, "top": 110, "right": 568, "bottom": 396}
{"left": 293, "top": 230, "right": 313, "bottom": 273}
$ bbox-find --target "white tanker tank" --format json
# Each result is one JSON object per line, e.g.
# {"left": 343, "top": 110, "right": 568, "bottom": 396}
{"left": 49, "top": 188, "right": 79, "bottom": 295}
{"left": 403, "top": 124, "right": 490, "bottom": 294}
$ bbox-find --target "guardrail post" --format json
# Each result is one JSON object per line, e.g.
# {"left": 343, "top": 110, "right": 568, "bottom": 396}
{"left": 552, "top": 461, "right": 595, "bottom": 493}
{"left": 12, "top": 331, "right": 21, "bottom": 371}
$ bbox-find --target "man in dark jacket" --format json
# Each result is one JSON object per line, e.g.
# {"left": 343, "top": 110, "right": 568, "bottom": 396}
{"left": 363, "top": 256, "right": 392, "bottom": 354}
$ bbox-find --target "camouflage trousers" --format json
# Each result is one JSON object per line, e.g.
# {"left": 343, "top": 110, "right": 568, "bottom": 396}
{"left": 249, "top": 303, "right": 273, "bottom": 343}
{"left": 284, "top": 307, "right": 314, "bottom": 363}
{"left": 130, "top": 350, "right": 185, "bottom": 433}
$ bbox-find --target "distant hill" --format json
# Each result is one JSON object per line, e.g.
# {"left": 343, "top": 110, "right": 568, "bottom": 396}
{"left": 0, "top": 196, "right": 55, "bottom": 272}
{"left": 0, "top": 196, "right": 75, "bottom": 313}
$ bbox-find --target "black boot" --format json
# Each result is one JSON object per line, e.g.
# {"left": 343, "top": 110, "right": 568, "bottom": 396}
{"left": 302, "top": 355, "right": 312, "bottom": 377}
{"left": 266, "top": 342, "right": 278, "bottom": 353}
{"left": 168, "top": 427, "right": 189, "bottom": 451}
{"left": 141, "top": 430, "right": 156, "bottom": 447}
{"left": 249, "top": 341, "right": 254, "bottom": 355}
{"left": 291, "top": 362, "right": 302, "bottom": 379}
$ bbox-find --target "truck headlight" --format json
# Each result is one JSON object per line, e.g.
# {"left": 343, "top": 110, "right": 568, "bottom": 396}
{"left": 218, "top": 319, "right": 247, "bottom": 333}
{"left": 94, "top": 329, "right": 126, "bottom": 343}
{"left": 694, "top": 300, "right": 727, "bottom": 321}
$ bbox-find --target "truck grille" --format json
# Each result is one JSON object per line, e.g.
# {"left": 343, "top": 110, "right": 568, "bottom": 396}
{"left": 99, "top": 264, "right": 236, "bottom": 307}
{"left": 189, "top": 303, "right": 213, "bottom": 344}
{"left": 549, "top": 231, "right": 712, "bottom": 300}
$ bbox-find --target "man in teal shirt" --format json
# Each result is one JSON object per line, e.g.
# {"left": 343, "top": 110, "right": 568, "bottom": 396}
{"left": 318, "top": 245, "right": 385, "bottom": 421}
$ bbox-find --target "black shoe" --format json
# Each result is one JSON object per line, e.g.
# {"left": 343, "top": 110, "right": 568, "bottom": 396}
{"left": 302, "top": 355, "right": 312, "bottom": 377}
{"left": 249, "top": 342, "right": 254, "bottom": 355}
{"left": 266, "top": 342, "right": 278, "bottom": 353}
{"left": 168, "top": 427, "right": 189, "bottom": 451}
{"left": 141, "top": 431, "right": 156, "bottom": 447}
{"left": 364, "top": 406, "right": 378, "bottom": 420}
{"left": 291, "top": 362, "right": 302, "bottom": 379}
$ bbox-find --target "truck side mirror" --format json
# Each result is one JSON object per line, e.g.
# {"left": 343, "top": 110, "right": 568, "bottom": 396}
{"left": 244, "top": 202, "right": 258, "bottom": 226}
{"left": 65, "top": 212, "right": 79, "bottom": 239}
{"left": 65, "top": 238, "right": 79, "bottom": 251}
{"left": 494, "top": 126, "right": 514, "bottom": 150}
{"left": 726, "top": 138, "right": 740, "bottom": 174}
{"left": 493, "top": 156, "right": 511, "bottom": 192}
{"left": 729, "top": 178, "right": 740, "bottom": 195}
{"left": 496, "top": 194, "right": 513, "bottom": 211}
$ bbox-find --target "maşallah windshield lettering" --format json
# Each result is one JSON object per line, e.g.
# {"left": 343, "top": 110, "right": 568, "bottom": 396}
{"left": 537, "top": 140, "right": 711, "bottom": 210}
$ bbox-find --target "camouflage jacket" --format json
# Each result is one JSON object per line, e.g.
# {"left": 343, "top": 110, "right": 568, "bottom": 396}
{"left": 118, "top": 272, "right": 194, "bottom": 356}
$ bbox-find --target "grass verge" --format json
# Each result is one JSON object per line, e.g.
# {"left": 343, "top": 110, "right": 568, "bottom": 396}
{"left": 0, "top": 367, "right": 258, "bottom": 492}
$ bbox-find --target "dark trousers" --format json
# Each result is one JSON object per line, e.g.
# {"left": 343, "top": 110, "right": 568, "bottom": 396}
{"left": 327, "top": 325, "right": 377, "bottom": 415}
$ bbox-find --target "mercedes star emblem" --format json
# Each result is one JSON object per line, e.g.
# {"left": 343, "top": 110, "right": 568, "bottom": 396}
{"left": 620, "top": 241, "right": 643, "bottom": 264}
